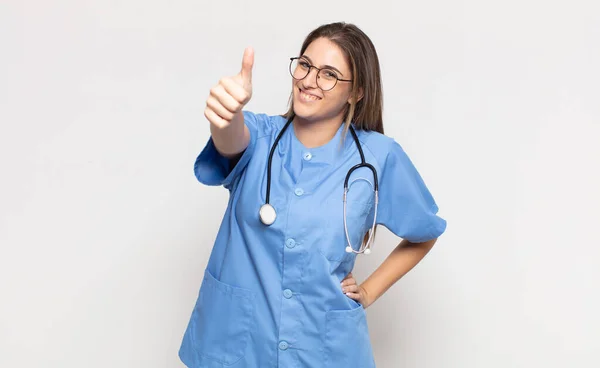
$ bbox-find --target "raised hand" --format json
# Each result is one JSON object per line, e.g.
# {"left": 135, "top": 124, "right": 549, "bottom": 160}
{"left": 204, "top": 47, "right": 254, "bottom": 129}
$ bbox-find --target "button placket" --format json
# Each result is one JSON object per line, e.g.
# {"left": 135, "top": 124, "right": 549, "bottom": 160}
{"left": 277, "top": 141, "right": 325, "bottom": 362}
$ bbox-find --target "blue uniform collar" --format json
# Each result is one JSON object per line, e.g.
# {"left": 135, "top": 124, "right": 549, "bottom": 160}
{"left": 277, "top": 116, "right": 352, "bottom": 165}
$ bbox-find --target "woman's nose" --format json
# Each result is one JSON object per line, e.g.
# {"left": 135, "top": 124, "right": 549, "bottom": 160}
{"left": 301, "top": 67, "right": 320, "bottom": 89}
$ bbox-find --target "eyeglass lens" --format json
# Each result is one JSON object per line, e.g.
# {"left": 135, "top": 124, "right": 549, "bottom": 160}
{"left": 289, "top": 58, "right": 340, "bottom": 91}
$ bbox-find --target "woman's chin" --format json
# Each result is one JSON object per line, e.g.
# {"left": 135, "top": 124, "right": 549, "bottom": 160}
{"left": 292, "top": 106, "right": 316, "bottom": 123}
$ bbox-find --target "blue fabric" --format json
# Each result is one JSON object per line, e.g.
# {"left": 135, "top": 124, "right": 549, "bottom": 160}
{"left": 179, "top": 111, "right": 447, "bottom": 367}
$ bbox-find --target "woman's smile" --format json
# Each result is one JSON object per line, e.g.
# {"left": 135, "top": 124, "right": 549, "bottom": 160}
{"left": 298, "top": 87, "right": 322, "bottom": 102}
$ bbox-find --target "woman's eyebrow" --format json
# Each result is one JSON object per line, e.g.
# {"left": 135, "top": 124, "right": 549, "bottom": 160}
{"left": 302, "top": 55, "right": 344, "bottom": 77}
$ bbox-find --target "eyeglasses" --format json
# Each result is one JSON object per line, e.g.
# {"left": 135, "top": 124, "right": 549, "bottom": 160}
{"left": 289, "top": 57, "right": 352, "bottom": 91}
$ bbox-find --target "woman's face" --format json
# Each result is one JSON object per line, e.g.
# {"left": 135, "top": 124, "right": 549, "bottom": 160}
{"left": 291, "top": 37, "right": 354, "bottom": 124}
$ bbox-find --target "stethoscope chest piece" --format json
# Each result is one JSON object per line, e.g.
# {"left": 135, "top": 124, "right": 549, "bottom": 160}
{"left": 259, "top": 203, "right": 276, "bottom": 225}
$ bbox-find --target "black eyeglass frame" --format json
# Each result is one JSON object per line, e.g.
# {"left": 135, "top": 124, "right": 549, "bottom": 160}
{"left": 289, "top": 57, "right": 353, "bottom": 91}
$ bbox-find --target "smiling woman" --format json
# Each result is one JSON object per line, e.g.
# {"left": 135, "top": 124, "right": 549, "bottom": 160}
{"left": 286, "top": 36, "right": 370, "bottom": 144}
{"left": 180, "top": 21, "right": 447, "bottom": 368}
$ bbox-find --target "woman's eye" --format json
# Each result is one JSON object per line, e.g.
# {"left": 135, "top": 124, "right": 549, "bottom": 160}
{"left": 324, "top": 70, "right": 338, "bottom": 79}
{"left": 299, "top": 61, "right": 310, "bottom": 68}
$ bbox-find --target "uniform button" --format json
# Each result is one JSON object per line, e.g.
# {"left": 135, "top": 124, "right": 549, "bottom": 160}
{"left": 294, "top": 188, "right": 304, "bottom": 196}
{"left": 285, "top": 238, "right": 296, "bottom": 248}
{"left": 278, "top": 341, "right": 289, "bottom": 350}
{"left": 303, "top": 152, "right": 312, "bottom": 161}
{"left": 283, "top": 289, "right": 293, "bottom": 298}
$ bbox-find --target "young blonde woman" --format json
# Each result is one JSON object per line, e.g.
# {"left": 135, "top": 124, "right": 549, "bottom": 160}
{"left": 179, "top": 22, "right": 447, "bottom": 368}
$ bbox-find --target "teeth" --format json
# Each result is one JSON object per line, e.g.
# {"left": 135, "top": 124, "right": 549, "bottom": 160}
{"left": 300, "top": 90, "right": 320, "bottom": 101}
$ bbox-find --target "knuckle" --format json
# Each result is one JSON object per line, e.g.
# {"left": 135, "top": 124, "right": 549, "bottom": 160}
{"left": 206, "top": 101, "right": 217, "bottom": 112}
{"left": 228, "top": 102, "right": 240, "bottom": 113}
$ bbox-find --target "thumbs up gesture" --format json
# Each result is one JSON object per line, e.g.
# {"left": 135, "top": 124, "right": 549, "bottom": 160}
{"left": 205, "top": 47, "right": 254, "bottom": 129}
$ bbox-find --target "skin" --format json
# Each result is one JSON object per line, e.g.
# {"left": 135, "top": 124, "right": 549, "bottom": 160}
{"left": 341, "top": 238, "right": 437, "bottom": 309}
{"left": 204, "top": 47, "right": 254, "bottom": 159}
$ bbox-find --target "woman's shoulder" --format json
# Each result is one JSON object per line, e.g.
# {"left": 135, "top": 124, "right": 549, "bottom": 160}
{"left": 356, "top": 128, "right": 405, "bottom": 167}
{"left": 242, "top": 110, "right": 288, "bottom": 136}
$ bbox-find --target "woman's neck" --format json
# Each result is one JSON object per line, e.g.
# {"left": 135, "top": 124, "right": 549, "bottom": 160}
{"left": 292, "top": 115, "right": 344, "bottom": 149}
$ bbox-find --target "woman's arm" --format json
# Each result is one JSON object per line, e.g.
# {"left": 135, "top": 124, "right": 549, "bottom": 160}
{"left": 205, "top": 47, "right": 254, "bottom": 159}
{"left": 359, "top": 238, "right": 438, "bottom": 308}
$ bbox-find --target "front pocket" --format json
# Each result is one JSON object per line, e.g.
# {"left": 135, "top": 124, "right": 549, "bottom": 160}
{"left": 324, "top": 304, "right": 376, "bottom": 367}
{"left": 190, "top": 268, "right": 255, "bottom": 366}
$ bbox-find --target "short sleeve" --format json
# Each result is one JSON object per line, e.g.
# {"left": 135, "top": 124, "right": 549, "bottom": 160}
{"left": 376, "top": 141, "right": 447, "bottom": 242}
{"left": 193, "top": 110, "right": 263, "bottom": 190}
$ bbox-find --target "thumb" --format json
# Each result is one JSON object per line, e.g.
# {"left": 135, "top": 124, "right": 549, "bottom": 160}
{"left": 239, "top": 47, "right": 254, "bottom": 87}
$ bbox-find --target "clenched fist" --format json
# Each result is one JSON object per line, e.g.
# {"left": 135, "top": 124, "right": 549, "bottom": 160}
{"left": 204, "top": 47, "right": 254, "bottom": 129}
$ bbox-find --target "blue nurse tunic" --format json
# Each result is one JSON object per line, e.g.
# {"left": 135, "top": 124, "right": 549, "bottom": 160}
{"left": 179, "top": 111, "right": 447, "bottom": 368}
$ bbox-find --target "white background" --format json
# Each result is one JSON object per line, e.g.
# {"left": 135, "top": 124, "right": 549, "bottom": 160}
{"left": 1, "top": 1, "right": 599, "bottom": 367}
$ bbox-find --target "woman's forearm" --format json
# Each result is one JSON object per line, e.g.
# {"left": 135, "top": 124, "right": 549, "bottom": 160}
{"left": 360, "top": 238, "right": 438, "bottom": 308}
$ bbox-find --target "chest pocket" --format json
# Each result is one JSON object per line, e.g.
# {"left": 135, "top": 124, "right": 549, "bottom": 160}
{"left": 321, "top": 182, "right": 375, "bottom": 262}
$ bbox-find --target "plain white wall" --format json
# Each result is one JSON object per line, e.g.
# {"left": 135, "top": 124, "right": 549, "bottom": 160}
{"left": 1, "top": 1, "right": 599, "bottom": 367}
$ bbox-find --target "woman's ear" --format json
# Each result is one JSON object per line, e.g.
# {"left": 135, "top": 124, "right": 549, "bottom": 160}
{"left": 348, "top": 87, "right": 364, "bottom": 104}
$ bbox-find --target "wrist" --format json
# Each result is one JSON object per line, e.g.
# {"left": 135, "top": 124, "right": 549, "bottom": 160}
{"left": 359, "top": 284, "right": 373, "bottom": 308}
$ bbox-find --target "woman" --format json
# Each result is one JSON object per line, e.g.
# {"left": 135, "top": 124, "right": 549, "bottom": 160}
{"left": 179, "top": 22, "right": 447, "bottom": 368}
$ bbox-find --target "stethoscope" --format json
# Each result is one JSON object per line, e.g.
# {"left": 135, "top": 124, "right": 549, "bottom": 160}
{"left": 259, "top": 114, "right": 379, "bottom": 255}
